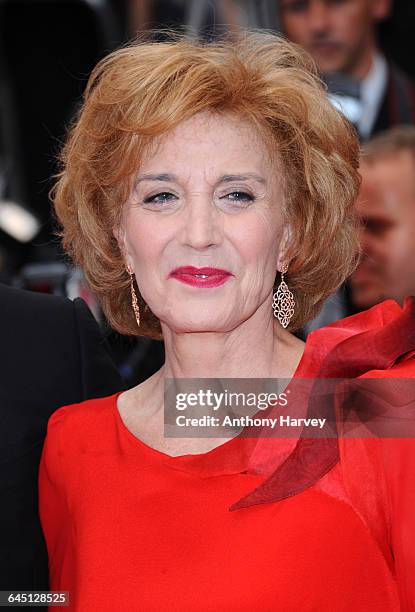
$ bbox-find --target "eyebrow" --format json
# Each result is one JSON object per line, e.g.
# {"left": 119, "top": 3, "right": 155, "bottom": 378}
{"left": 135, "top": 172, "right": 266, "bottom": 185}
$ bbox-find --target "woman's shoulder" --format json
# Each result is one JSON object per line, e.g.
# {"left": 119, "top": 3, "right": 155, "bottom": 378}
{"left": 303, "top": 297, "right": 415, "bottom": 377}
{"left": 46, "top": 392, "right": 120, "bottom": 444}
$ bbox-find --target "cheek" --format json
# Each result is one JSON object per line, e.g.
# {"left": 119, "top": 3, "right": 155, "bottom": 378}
{"left": 389, "top": 228, "right": 415, "bottom": 262}
{"left": 230, "top": 213, "right": 279, "bottom": 268}
{"left": 382, "top": 226, "right": 404, "bottom": 250}
{"left": 124, "top": 214, "right": 165, "bottom": 264}
{"left": 372, "top": 232, "right": 404, "bottom": 273}
{"left": 341, "top": 7, "right": 371, "bottom": 41}
{"left": 283, "top": 16, "right": 308, "bottom": 43}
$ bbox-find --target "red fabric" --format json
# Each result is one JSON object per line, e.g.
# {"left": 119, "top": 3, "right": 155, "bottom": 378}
{"left": 39, "top": 297, "right": 415, "bottom": 611}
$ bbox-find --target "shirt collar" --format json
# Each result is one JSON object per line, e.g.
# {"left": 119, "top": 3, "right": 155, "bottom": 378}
{"left": 359, "top": 52, "right": 388, "bottom": 139}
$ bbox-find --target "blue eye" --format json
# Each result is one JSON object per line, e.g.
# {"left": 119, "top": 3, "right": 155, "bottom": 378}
{"left": 142, "top": 190, "right": 255, "bottom": 207}
{"left": 143, "top": 192, "right": 176, "bottom": 204}
{"left": 222, "top": 191, "right": 255, "bottom": 203}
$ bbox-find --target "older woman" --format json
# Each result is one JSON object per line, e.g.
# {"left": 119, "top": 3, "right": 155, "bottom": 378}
{"left": 39, "top": 30, "right": 415, "bottom": 611}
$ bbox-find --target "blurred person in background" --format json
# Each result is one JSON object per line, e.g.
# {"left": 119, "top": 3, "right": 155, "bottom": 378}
{"left": 350, "top": 126, "right": 415, "bottom": 309}
{"left": 279, "top": 0, "right": 415, "bottom": 332}
{"left": 128, "top": 0, "right": 187, "bottom": 36}
{"left": 0, "top": 283, "right": 123, "bottom": 603}
{"left": 278, "top": 0, "right": 415, "bottom": 140}
{"left": 127, "top": 0, "right": 249, "bottom": 39}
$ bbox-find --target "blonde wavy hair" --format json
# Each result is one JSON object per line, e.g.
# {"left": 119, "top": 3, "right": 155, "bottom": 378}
{"left": 52, "top": 28, "right": 361, "bottom": 339}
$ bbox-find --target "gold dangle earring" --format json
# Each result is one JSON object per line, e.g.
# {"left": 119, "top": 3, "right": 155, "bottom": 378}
{"left": 126, "top": 266, "right": 140, "bottom": 328}
{"left": 272, "top": 262, "right": 295, "bottom": 328}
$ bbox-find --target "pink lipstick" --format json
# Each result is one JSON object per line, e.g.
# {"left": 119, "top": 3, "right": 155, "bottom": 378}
{"left": 169, "top": 266, "right": 233, "bottom": 288}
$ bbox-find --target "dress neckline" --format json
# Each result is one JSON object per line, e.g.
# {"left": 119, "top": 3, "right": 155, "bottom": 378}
{"left": 113, "top": 333, "right": 313, "bottom": 477}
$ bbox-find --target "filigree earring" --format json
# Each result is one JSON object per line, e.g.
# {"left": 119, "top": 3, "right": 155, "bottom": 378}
{"left": 272, "top": 262, "right": 295, "bottom": 328}
{"left": 126, "top": 265, "right": 140, "bottom": 328}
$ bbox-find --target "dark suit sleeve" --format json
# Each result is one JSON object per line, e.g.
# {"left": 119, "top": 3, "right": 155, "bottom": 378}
{"left": 72, "top": 298, "right": 125, "bottom": 400}
{"left": 38, "top": 408, "right": 72, "bottom": 594}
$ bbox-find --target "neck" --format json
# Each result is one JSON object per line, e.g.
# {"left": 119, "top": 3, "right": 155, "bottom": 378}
{"left": 347, "top": 36, "right": 379, "bottom": 81}
{"left": 120, "top": 300, "right": 305, "bottom": 435}
{"left": 160, "top": 300, "right": 302, "bottom": 380}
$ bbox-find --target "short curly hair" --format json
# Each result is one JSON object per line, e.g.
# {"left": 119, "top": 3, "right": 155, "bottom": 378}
{"left": 52, "top": 28, "right": 361, "bottom": 339}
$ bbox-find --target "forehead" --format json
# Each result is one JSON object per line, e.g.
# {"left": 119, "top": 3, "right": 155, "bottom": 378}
{"left": 358, "top": 152, "right": 415, "bottom": 214}
{"left": 280, "top": 0, "right": 370, "bottom": 12}
{"left": 140, "top": 111, "right": 276, "bottom": 172}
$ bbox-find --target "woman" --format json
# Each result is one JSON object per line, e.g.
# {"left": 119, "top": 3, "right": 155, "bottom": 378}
{"left": 39, "top": 30, "right": 415, "bottom": 610}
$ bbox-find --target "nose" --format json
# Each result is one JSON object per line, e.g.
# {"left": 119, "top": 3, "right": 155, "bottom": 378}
{"left": 180, "top": 195, "right": 223, "bottom": 251}
{"left": 359, "top": 227, "right": 378, "bottom": 266}
{"left": 308, "top": 0, "right": 330, "bottom": 34}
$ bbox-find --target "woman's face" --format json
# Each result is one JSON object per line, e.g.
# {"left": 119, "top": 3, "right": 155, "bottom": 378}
{"left": 118, "top": 111, "right": 288, "bottom": 334}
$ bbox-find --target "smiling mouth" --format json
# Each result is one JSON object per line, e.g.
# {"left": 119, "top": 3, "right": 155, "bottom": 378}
{"left": 169, "top": 266, "right": 233, "bottom": 288}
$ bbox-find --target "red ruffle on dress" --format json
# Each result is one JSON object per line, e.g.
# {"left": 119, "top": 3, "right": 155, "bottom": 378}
{"left": 39, "top": 297, "right": 415, "bottom": 612}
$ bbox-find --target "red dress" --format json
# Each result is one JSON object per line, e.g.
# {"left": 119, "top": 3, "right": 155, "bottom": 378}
{"left": 39, "top": 298, "right": 415, "bottom": 611}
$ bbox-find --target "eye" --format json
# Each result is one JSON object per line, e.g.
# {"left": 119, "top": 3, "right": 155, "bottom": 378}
{"left": 221, "top": 191, "right": 255, "bottom": 204}
{"left": 280, "top": 0, "right": 308, "bottom": 13}
{"left": 143, "top": 192, "right": 177, "bottom": 205}
{"left": 362, "top": 218, "right": 394, "bottom": 236}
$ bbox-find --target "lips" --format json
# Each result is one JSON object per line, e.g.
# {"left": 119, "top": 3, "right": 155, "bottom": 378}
{"left": 169, "top": 266, "right": 233, "bottom": 288}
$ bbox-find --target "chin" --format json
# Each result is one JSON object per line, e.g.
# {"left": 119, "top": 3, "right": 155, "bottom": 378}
{"left": 164, "top": 316, "right": 235, "bottom": 335}
{"left": 315, "top": 56, "right": 346, "bottom": 75}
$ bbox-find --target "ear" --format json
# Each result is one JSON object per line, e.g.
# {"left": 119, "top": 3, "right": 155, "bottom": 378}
{"left": 277, "top": 224, "right": 292, "bottom": 272}
{"left": 372, "top": 0, "right": 392, "bottom": 21}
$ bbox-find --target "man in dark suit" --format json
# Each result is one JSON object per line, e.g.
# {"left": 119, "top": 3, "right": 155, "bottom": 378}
{"left": 279, "top": 0, "right": 415, "bottom": 334}
{"left": 0, "top": 283, "right": 123, "bottom": 601}
{"left": 278, "top": 0, "right": 415, "bottom": 141}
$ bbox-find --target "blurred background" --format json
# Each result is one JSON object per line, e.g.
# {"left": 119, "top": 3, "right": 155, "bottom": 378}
{"left": 1, "top": 0, "right": 414, "bottom": 385}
